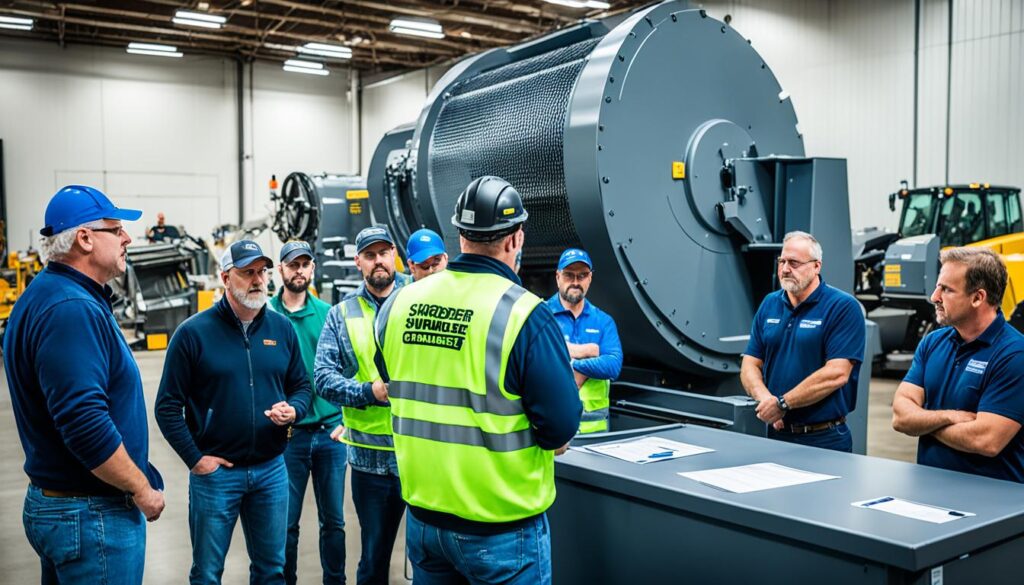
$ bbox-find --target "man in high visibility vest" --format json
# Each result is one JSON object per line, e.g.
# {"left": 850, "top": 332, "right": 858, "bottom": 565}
{"left": 376, "top": 176, "right": 582, "bottom": 585}
{"left": 544, "top": 248, "right": 623, "bottom": 433}
{"left": 314, "top": 226, "right": 410, "bottom": 585}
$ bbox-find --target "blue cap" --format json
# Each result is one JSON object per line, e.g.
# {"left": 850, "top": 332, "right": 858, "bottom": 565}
{"left": 220, "top": 240, "right": 273, "bottom": 272}
{"left": 41, "top": 185, "right": 143, "bottom": 236}
{"left": 557, "top": 248, "right": 593, "bottom": 271}
{"left": 280, "top": 240, "right": 314, "bottom": 263}
{"left": 406, "top": 229, "right": 446, "bottom": 263}
{"left": 355, "top": 226, "right": 395, "bottom": 253}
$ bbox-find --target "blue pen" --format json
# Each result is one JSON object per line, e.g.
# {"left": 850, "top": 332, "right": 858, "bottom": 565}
{"left": 648, "top": 451, "right": 675, "bottom": 459}
{"left": 861, "top": 497, "right": 894, "bottom": 508}
{"left": 948, "top": 511, "right": 966, "bottom": 517}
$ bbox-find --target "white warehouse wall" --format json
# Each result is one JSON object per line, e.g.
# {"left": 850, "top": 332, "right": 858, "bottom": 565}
{"left": 0, "top": 37, "right": 355, "bottom": 255}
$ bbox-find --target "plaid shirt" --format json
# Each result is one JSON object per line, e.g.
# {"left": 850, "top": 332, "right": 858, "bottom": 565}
{"left": 314, "top": 273, "right": 410, "bottom": 475}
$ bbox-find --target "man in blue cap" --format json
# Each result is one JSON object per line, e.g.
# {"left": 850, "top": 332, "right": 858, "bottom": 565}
{"left": 4, "top": 185, "right": 165, "bottom": 584}
{"left": 156, "top": 239, "right": 312, "bottom": 584}
{"left": 315, "top": 225, "right": 410, "bottom": 585}
{"left": 405, "top": 228, "right": 448, "bottom": 281}
{"left": 268, "top": 240, "right": 346, "bottom": 585}
{"left": 545, "top": 248, "right": 623, "bottom": 433}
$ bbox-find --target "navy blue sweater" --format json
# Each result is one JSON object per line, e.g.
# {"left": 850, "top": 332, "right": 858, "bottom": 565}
{"left": 4, "top": 262, "right": 163, "bottom": 495}
{"left": 377, "top": 253, "right": 582, "bottom": 534}
{"left": 155, "top": 296, "right": 311, "bottom": 469}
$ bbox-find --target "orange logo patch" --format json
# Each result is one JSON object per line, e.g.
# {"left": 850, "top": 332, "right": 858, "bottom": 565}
{"left": 263, "top": 339, "right": 277, "bottom": 346}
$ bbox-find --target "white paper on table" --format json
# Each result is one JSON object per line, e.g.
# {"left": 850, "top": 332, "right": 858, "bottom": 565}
{"left": 677, "top": 462, "right": 840, "bottom": 493}
{"left": 852, "top": 496, "right": 975, "bottom": 524}
{"left": 584, "top": 436, "right": 714, "bottom": 464}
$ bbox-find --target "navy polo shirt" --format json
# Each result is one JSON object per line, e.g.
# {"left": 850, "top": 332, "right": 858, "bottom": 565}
{"left": 744, "top": 278, "right": 866, "bottom": 426}
{"left": 905, "top": 313, "right": 1024, "bottom": 482}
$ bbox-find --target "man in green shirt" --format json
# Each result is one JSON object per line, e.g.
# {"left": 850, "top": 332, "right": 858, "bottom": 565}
{"left": 269, "top": 240, "right": 346, "bottom": 585}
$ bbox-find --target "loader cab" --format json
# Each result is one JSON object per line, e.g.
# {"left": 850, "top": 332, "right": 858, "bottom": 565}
{"left": 891, "top": 184, "right": 1023, "bottom": 247}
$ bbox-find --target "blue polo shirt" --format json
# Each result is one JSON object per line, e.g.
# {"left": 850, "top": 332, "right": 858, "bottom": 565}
{"left": 905, "top": 313, "right": 1024, "bottom": 482}
{"left": 544, "top": 295, "right": 623, "bottom": 381}
{"left": 744, "top": 278, "right": 866, "bottom": 426}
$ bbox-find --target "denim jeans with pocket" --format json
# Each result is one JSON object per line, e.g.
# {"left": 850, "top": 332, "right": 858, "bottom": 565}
{"left": 284, "top": 426, "right": 347, "bottom": 584}
{"left": 406, "top": 510, "right": 552, "bottom": 585}
{"left": 188, "top": 454, "right": 289, "bottom": 584}
{"left": 23, "top": 484, "right": 146, "bottom": 585}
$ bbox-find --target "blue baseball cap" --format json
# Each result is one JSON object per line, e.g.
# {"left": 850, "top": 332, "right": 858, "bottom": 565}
{"left": 557, "top": 248, "right": 593, "bottom": 271}
{"left": 406, "top": 229, "right": 446, "bottom": 264}
{"left": 355, "top": 226, "right": 395, "bottom": 253}
{"left": 280, "top": 240, "right": 314, "bottom": 263}
{"left": 220, "top": 240, "right": 273, "bottom": 272}
{"left": 41, "top": 185, "right": 143, "bottom": 236}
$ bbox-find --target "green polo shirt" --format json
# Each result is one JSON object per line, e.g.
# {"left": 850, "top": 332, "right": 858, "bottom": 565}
{"left": 269, "top": 290, "right": 341, "bottom": 427}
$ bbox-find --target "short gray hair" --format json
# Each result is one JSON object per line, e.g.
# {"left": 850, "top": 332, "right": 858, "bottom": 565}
{"left": 940, "top": 247, "right": 1007, "bottom": 307}
{"left": 40, "top": 220, "right": 107, "bottom": 264}
{"left": 783, "top": 231, "right": 823, "bottom": 261}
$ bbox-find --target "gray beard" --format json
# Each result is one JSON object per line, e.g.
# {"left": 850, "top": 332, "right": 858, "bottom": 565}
{"left": 230, "top": 285, "right": 267, "bottom": 310}
{"left": 560, "top": 287, "right": 584, "bottom": 305}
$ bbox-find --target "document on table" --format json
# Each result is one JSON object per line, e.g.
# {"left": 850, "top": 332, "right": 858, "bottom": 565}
{"left": 852, "top": 497, "right": 975, "bottom": 524}
{"left": 677, "top": 462, "right": 840, "bottom": 493}
{"left": 584, "top": 436, "right": 714, "bottom": 464}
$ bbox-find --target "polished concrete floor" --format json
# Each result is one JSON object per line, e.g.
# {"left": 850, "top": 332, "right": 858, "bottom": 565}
{"left": 0, "top": 351, "right": 917, "bottom": 584}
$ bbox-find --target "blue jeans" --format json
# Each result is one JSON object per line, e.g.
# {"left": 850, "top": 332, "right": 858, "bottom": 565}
{"left": 189, "top": 455, "right": 289, "bottom": 584}
{"left": 284, "top": 426, "right": 347, "bottom": 585}
{"left": 406, "top": 511, "right": 552, "bottom": 585}
{"left": 23, "top": 484, "right": 146, "bottom": 585}
{"left": 769, "top": 422, "right": 853, "bottom": 452}
{"left": 349, "top": 468, "right": 405, "bottom": 585}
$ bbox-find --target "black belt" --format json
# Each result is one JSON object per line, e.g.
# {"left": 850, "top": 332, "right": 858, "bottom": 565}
{"left": 781, "top": 416, "right": 846, "bottom": 434}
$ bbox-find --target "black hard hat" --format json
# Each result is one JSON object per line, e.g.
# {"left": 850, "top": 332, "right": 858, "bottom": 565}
{"left": 451, "top": 176, "right": 528, "bottom": 233}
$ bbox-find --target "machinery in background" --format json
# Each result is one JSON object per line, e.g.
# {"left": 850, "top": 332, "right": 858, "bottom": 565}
{"left": 0, "top": 225, "right": 43, "bottom": 339}
{"left": 854, "top": 182, "right": 1023, "bottom": 363}
{"left": 367, "top": 1, "right": 876, "bottom": 452}
{"left": 271, "top": 172, "right": 371, "bottom": 304}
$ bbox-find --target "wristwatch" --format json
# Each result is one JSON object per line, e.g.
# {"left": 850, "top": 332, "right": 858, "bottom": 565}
{"left": 776, "top": 395, "right": 790, "bottom": 412}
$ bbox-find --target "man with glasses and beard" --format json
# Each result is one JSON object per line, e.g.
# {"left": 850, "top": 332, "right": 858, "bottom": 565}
{"left": 741, "top": 231, "right": 866, "bottom": 452}
{"left": 5, "top": 185, "right": 164, "bottom": 584}
{"left": 892, "top": 248, "right": 1024, "bottom": 482}
{"left": 314, "top": 226, "right": 410, "bottom": 585}
{"left": 268, "top": 241, "right": 345, "bottom": 585}
{"left": 544, "top": 248, "right": 623, "bottom": 433}
{"left": 156, "top": 239, "right": 312, "bottom": 584}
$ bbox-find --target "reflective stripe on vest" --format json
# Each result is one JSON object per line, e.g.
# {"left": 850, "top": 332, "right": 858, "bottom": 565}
{"left": 382, "top": 270, "right": 553, "bottom": 523}
{"left": 340, "top": 295, "right": 394, "bottom": 452}
{"left": 577, "top": 377, "right": 610, "bottom": 434}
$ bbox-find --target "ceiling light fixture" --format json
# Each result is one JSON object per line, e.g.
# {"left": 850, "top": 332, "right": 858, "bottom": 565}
{"left": 173, "top": 10, "right": 226, "bottom": 29}
{"left": 0, "top": 15, "right": 34, "bottom": 30}
{"left": 127, "top": 42, "right": 183, "bottom": 57}
{"left": 283, "top": 59, "right": 329, "bottom": 76}
{"left": 389, "top": 18, "right": 445, "bottom": 40}
{"left": 297, "top": 42, "right": 352, "bottom": 59}
{"left": 543, "top": 0, "right": 611, "bottom": 9}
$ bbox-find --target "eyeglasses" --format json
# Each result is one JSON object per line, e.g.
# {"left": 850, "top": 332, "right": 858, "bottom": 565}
{"left": 89, "top": 226, "right": 126, "bottom": 237}
{"left": 560, "top": 270, "right": 592, "bottom": 282}
{"left": 777, "top": 258, "right": 818, "bottom": 269}
{"left": 414, "top": 254, "right": 444, "bottom": 270}
{"left": 235, "top": 266, "right": 270, "bottom": 279}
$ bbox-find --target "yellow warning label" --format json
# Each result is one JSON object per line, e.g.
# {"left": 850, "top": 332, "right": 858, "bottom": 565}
{"left": 349, "top": 203, "right": 363, "bottom": 215}
{"left": 885, "top": 264, "right": 901, "bottom": 273}
{"left": 146, "top": 333, "right": 168, "bottom": 350}
{"left": 346, "top": 190, "right": 369, "bottom": 200}
{"left": 502, "top": 208, "right": 515, "bottom": 216}
{"left": 672, "top": 161, "right": 686, "bottom": 179}
{"left": 884, "top": 273, "right": 902, "bottom": 288}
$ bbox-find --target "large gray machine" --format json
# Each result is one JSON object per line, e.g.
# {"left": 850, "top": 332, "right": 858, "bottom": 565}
{"left": 369, "top": 0, "right": 866, "bottom": 437}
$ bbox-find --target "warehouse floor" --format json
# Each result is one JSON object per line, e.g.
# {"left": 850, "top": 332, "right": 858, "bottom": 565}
{"left": 0, "top": 351, "right": 916, "bottom": 584}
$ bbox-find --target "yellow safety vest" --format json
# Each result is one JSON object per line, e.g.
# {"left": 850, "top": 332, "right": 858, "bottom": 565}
{"left": 340, "top": 295, "right": 394, "bottom": 451}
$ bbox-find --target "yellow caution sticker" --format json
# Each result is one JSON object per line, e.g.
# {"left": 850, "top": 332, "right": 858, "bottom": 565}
{"left": 146, "top": 333, "right": 168, "bottom": 351}
{"left": 885, "top": 273, "right": 902, "bottom": 287}
{"left": 346, "top": 190, "right": 369, "bottom": 200}
{"left": 672, "top": 161, "right": 686, "bottom": 179}
{"left": 503, "top": 207, "right": 516, "bottom": 216}
{"left": 349, "top": 203, "right": 363, "bottom": 215}
{"left": 885, "top": 264, "right": 901, "bottom": 273}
